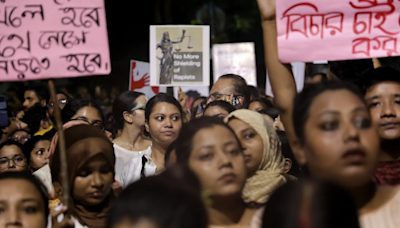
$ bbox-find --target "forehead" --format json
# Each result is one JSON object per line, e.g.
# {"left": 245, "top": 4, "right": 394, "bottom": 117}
{"left": 151, "top": 102, "right": 180, "bottom": 115}
{"left": 192, "top": 125, "right": 237, "bottom": 148}
{"left": 136, "top": 95, "right": 148, "bottom": 104}
{"left": 13, "top": 131, "right": 29, "bottom": 137}
{"left": 24, "top": 90, "right": 37, "bottom": 98}
{"left": 249, "top": 101, "right": 263, "bottom": 109}
{"left": 228, "top": 118, "right": 251, "bottom": 130}
{"left": 0, "top": 179, "right": 41, "bottom": 199}
{"left": 0, "top": 145, "right": 22, "bottom": 157}
{"left": 205, "top": 106, "right": 227, "bottom": 115}
{"left": 366, "top": 81, "right": 400, "bottom": 98}
{"left": 74, "top": 106, "right": 101, "bottom": 119}
{"left": 56, "top": 93, "right": 67, "bottom": 100}
{"left": 210, "top": 79, "right": 235, "bottom": 95}
{"left": 34, "top": 140, "right": 51, "bottom": 148}
{"left": 309, "top": 89, "right": 366, "bottom": 116}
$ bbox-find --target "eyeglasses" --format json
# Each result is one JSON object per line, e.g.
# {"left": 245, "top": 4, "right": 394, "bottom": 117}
{"left": 48, "top": 99, "right": 68, "bottom": 108}
{"left": 131, "top": 104, "right": 146, "bottom": 112}
{"left": 70, "top": 118, "right": 105, "bottom": 131}
{"left": 10, "top": 134, "right": 30, "bottom": 143}
{"left": 0, "top": 155, "right": 27, "bottom": 170}
{"left": 208, "top": 93, "right": 241, "bottom": 102}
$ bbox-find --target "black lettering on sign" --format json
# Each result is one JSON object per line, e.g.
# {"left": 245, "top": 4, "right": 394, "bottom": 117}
{"left": 0, "top": 32, "right": 31, "bottom": 57}
{"left": 59, "top": 7, "right": 101, "bottom": 28}
{"left": 61, "top": 53, "right": 105, "bottom": 73}
{"left": 0, "top": 5, "right": 44, "bottom": 27}
{"left": 38, "top": 31, "right": 88, "bottom": 49}
{"left": 0, "top": 57, "right": 50, "bottom": 79}
{"left": 54, "top": 0, "right": 71, "bottom": 5}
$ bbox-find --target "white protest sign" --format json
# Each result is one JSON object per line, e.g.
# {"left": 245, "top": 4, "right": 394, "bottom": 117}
{"left": 212, "top": 42, "right": 257, "bottom": 86}
{"left": 150, "top": 25, "right": 210, "bottom": 86}
{"left": 266, "top": 62, "right": 306, "bottom": 97}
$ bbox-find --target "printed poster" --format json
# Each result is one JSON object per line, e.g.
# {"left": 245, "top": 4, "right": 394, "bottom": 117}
{"left": 130, "top": 60, "right": 166, "bottom": 99}
{"left": 212, "top": 42, "right": 257, "bottom": 86}
{"left": 0, "top": 0, "right": 111, "bottom": 81}
{"left": 150, "top": 25, "right": 210, "bottom": 86}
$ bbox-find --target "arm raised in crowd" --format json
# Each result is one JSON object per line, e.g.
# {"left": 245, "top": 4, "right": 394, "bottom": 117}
{"left": 257, "top": 0, "right": 299, "bottom": 150}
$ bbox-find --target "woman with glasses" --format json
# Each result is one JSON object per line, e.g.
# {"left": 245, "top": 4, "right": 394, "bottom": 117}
{"left": 47, "top": 92, "right": 70, "bottom": 116}
{"left": 61, "top": 98, "right": 105, "bottom": 131}
{"left": 121, "top": 93, "right": 183, "bottom": 187}
{"left": 112, "top": 91, "right": 151, "bottom": 183}
{"left": 9, "top": 129, "right": 30, "bottom": 145}
{"left": 0, "top": 141, "right": 27, "bottom": 174}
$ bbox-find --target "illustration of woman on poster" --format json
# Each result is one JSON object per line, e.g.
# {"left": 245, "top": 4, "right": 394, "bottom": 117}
{"left": 156, "top": 30, "right": 192, "bottom": 84}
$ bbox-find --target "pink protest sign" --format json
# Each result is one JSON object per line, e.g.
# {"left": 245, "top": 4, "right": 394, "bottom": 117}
{"left": 276, "top": 0, "right": 400, "bottom": 63}
{"left": 0, "top": 0, "right": 111, "bottom": 81}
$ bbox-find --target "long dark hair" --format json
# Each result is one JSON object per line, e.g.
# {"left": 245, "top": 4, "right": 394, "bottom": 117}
{"left": 112, "top": 91, "right": 145, "bottom": 130}
{"left": 262, "top": 179, "right": 360, "bottom": 228}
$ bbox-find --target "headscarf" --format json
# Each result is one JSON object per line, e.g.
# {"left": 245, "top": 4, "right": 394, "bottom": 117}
{"left": 51, "top": 125, "right": 115, "bottom": 228}
{"left": 225, "top": 110, "right": 287, "bottom": 204}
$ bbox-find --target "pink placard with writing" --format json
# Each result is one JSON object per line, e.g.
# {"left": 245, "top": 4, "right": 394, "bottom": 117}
{"left": 276, "top": 0, "right": 400, "bottom": 63}
{"left": 0, "top": 0, "right": 111, "bottom": 81}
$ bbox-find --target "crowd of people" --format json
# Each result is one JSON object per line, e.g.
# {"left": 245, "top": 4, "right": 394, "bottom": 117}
{"left": 0, "top": 1, "right": 399, "bottom": 228}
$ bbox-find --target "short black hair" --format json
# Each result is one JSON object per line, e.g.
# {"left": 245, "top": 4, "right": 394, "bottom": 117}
{"left": 24, "top": 104, "right": 49, "bottom": 134}
{"left": 61, "top": 98, "right": 104, "bottom": 124}
{"left": 175, "top": 117, "right": 241, "bottom": 164}
{"left": 25, "top": 84, "right": 50, "bottom": 103}
{"left": 262, "top": 179, "right": 360, "bottom": 228}
{"left": 112, "top": 91, "right": 145, "bottom": 129}
{"left": 293, "top": 81, "right": 365, "bottom": 143}
{"left": 358, "top": 66, "right": 400, "bottom": 94}
{"left": 250, "top": 97, "right": 274, "bottom": 109}
{"left": 248, "top": 85, "right": 260, "bottom": 100}
{"left": 0, "top": 140, "right": 24, "bottom": 152}
{"left": 23, "top": 136, "right": 51, "bottom": 165}
{"left": 108, "top": 166, "right": 208, "bottom": 228}
{"left": 204, "top": 100, "right": 236, "bottom": 114}
{"left": 219, "top": 74, "right": 251, "bottom": 108}
{"left": 328, "top": 59, "right": 374, "bottom": 85}
{"left": 0, "top": 172, "right": 49, "bottom": 225}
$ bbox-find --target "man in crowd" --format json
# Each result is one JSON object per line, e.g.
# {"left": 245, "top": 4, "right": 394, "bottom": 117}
{"left": 208, "top": 74, "right": 251, "bottom": 109}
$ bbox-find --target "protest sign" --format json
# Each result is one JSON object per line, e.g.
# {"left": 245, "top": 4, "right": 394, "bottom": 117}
{"left": 276, "top": 0, "right": 400, "bottom": 63}
{"left": 150, "top": 25, "right": 210, "bottom": 86}
{"left": 130, "top": 60, "right": 166, "bottom": 99}
{"left": 173, "top": 86, "right": 209, "bottom": 110}
{"left": 266, "top": 62, "right": 305, "bottom": 97}
{"left": 0, "top": 0, "right": 111, "bottom": 81}
{"left": 212, "top": 42, "right": 257, "bottom": 86}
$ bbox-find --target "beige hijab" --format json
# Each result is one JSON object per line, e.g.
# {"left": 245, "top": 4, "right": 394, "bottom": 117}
{"left": 225, "top": 110, "right": 287, "bottom": 204}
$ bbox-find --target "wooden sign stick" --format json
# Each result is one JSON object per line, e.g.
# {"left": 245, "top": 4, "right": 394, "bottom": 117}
{"left": 48, "top": 79, "right": 70, "bottom": 215}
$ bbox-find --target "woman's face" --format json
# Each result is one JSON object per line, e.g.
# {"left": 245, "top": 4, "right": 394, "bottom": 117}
{"left": 10, "top": 131, "right": 30, "bottom": 145}
{"left": 188, "top": 125, "right": 246, "bottom": 198}
{"left": 300, "top": 89, "right": 379, "bottom": 189}
{"left": 29, "top": 140, "right": 51, "bottom": 173}
{"left": 146, "top": 102, "right": 182, "bottom": 147}
{"left": 73, "top": 139, "right": 114, "bottom": 207}
{"left": 72, "top": 106, "right": 103, "bottom": 130}
{"left": 228, "top": 119, "right": 264, "bottom": 177}
{"left": 0, "top": 145, "right": 27, "bottom": 173}
{"left": 131, "top": 95, "right": 148, "bottom": 127}
{"left": 0, "top": 179, "right": 46, "bottom": 228}
{"left": 249, "top": 101, "right": 265, "bottom": 112}
{"left": 204, "top": 106, "right": 229, "bottom": 119}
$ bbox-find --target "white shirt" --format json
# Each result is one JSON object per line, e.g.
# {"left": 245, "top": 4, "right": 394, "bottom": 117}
{"left": 120, "top": 147, "right": 156, "bottom": 188}
{"left": 113, "top": 143, "right": 151, "bottom": 182}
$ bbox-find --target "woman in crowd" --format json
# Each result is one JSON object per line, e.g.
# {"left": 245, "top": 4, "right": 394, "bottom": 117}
{"left": 262, "top": 179, "right": 360, "bottom": 228}
{"left": 258, "top": 1, "right": 400, "bottom": 227}
{"left": 175, "top": 117, "right": 260, "bottom": 228}
{"left": 225, "top": 110, "right": 289, "bottom": 205}
{"left": 51, "top": 125, "right": 115, "bottom": 228}
{"left": 9, "top": 129, "right": 31, "bottom": 145}
{"left": 204, "top": 100, "right": 236, "bottom": 119}
{"left": 112, "top": 91, "right": 151, "bottom": 182}
{"left": 23, "top": 136, "right": 51, "bottom": 174}
{"left": 0, "top": 141, "right": 27, "bottom": 174}
{"left": 108, "top": 166, "right": 208, "bottom": 228}
{"left": 0, "top": 172, "right": 50, "bottom": 228}
{"left": 121, "top": 93, "right": 183, "bottom": 187}
{"left": 61, "top": 98, "right": 105, "bottom": 130}
{"left": 249, "top": 98, "right": 284, "bottom": 130}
